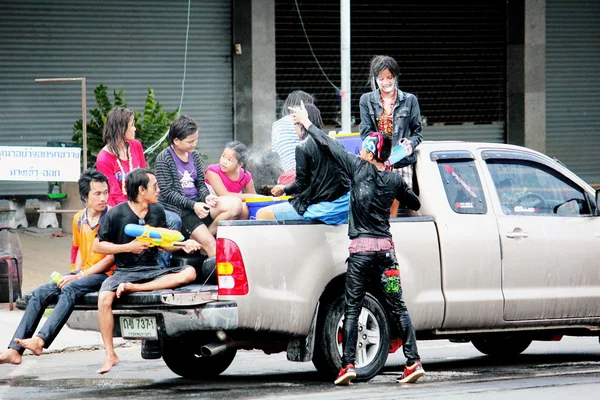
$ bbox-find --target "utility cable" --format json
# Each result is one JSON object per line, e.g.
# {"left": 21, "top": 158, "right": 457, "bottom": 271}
{"left": 294, "top": 0, "right": 339, "bottom": 91}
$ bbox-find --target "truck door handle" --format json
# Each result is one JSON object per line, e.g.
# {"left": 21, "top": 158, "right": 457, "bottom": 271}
{"left": 506, "top": 231, "right": 529, "bottom": 239}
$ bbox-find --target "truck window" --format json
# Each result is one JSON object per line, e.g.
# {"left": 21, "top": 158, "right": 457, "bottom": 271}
{"left": 437, "top": 160, "right": 487, "bottom": 214}
{"left": 485, "top": 160, "right": 590, "bottom": 216}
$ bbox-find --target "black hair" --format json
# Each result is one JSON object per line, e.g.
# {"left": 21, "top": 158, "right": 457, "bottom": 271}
{"left": 281, "top": 90, "right": 314, "bottom": 118}
{"left": 380, "top": 134, "right": 392, "bottom": 162}
{"left": 126, "top": 168, "right": 154, "bottom": 202}
{"left": 167, "top": 115, "right": 199, "bottom": 145}
{"left": 368, "top": 55, "right": 400, "bottom": 91}
{"left": 298, "top": 104, "right": 324, "bottom": 139}
{"left": 224, "top": 141, "right": 248, "bottom": 167}
{"left": 78, "top": 168, "right": 109, "bottom": 203}
{"left": 103, "top": 107, "right": 134, "bottom": 158}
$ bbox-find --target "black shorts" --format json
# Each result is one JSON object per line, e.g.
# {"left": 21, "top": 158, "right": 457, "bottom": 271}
{"left": 180, "top": 207, "right": 214, "bottom": 238}
{"left": 99, "top": 265, "right": 187, "bottom": 292}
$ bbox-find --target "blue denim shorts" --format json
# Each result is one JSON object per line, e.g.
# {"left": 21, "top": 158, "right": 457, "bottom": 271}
{"left": 272, "top": 192, "right": 350, "bottom": 225}
{"left": 272, "top": 201, "right": 307, "bottom": 220}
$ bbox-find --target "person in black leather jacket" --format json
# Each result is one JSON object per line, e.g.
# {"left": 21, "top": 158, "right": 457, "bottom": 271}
{"left": 290, "top": 102, "right": 425, "bottom": 386}
{"left": 256, "top": 104, "right": 350, "bottom": 224}
{"left": 359, "top": 55, "right": 423, "bottom": 216}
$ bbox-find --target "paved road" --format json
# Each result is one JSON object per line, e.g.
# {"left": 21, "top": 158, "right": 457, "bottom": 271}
{"left": 1, "top": 337, "right": 599, "bottom": 400}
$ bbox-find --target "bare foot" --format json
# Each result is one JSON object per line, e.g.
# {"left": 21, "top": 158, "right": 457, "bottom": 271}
{"left": 97, "top": 353, "right": 120, "bottom": 374}
{"left": 14, "top": 337, "right": 45, "bottom": 356}
{"left": 116, "top": 282, "right": 133, "bottom": 298}
{"left": 0, "top": 348, "right": 22, "bottom": 365}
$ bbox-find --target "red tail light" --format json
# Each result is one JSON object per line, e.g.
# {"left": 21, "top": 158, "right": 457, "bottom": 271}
{"left": 216, "top": 238, "right": 249, "bottom": 295}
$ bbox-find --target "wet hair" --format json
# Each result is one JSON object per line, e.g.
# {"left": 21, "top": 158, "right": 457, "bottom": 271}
{"left": 78, "top": 168, "right": 109, "bottom": 203}
{"left": 298, "top": 104, "right": 324, "bottom": 139}
{"left": 126, "top": 168, "right": 154, "bottom": 202}
{"left": 224, "top": 141, "right": 248, "bottom": 167}
{"left": 380, "top": 134, "right": 392, "bottom": 161}
{"left": 103, "top": 107, "right": 134, "bottom": 158}
{"left": 281, "top": 90, "right": 314, "bottom": 118}
{"left": 167, "top": 115, "right": 199, "bottom": 145}
{"left": 305, "top": 103, "right": 323, "bottom": 129}
{"left": 368, "top": 55, "right": 400, "bottom": 91}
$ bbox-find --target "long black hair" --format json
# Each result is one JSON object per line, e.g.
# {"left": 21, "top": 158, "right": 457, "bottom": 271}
{"left": 103, "top": 107, "right": 134, "bottom": 158}
{"left": 368, "top": 55, "right": 400, "bottom": 91}
{"left": 298, "top": 104, "right": 324, "bottom": 139}
{"left": 281, "top": 90, "right": 314, "bottom": 118}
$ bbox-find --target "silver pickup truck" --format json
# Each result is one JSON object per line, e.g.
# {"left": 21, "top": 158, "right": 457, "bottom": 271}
{"left": 67, "top": 141, "right": 600, "bottom": 381}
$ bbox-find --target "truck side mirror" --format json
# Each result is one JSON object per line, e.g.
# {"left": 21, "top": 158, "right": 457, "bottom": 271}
{"left": 596, "top": 189, "right": 600, "bottom": 216}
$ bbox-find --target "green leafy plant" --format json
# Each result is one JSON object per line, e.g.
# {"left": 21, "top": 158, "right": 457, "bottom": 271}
{"left": 72, "top": 84, "right": 178, "bottom": 168}
{"left": 134, "top": 87, "right": 179, "bottom": 167}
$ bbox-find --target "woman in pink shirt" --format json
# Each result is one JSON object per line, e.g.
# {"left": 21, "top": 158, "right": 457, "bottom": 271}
{"left": 205, "top": 141, "right": 264, "bottom": 219}
{"left": 95, "top": 107, "right": 147, "bottom": 207}
{"left": 95, "top": 108, "right": 181, "bottom": 268}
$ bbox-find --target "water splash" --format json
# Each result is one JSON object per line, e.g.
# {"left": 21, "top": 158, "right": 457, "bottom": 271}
{"left": 245, "top": 147, "right": 283, "bottom": 195}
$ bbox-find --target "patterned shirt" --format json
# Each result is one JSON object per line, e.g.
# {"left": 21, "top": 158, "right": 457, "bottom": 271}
{"left": 376, "top": 92, "right": 396, "bottom": 137}
{"left": 348, "top": 237, "right": 395, "bottom": 254}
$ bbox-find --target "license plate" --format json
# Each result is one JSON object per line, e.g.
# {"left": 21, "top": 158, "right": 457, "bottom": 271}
{"left": 119, "top": 316, "right": 158, "bottom": 339}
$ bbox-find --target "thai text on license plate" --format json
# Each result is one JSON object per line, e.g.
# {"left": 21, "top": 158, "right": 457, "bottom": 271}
{"left": 119, "top": 316, "right": 158, "bottom": 339}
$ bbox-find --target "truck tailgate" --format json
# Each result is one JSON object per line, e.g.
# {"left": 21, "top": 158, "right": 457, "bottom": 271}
{"left": 68, "top": 284, "right": 239, "bottom": 337}
{"left": 72, "top": 284, "right": 219, "bottom": 309}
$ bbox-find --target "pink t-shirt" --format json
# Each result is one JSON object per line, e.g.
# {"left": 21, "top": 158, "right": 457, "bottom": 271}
{"left": 95, "top": 139, "right": 147, "bottom": 206}
{"left": 205, "top": 164, "right": 252, "bottom": 194}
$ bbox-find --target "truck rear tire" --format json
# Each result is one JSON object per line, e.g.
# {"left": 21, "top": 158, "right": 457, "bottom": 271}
{"left": 471, "top": 336, "right": 532, "bottom": 357}
{"left": 312, "top": 293, "right": 390, "bottom": 382}
{"left": 162, "top": 338, "right": 237, "bottom": 379}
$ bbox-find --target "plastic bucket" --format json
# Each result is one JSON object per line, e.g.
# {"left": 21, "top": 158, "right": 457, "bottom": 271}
{"left": 328, "top": 132, "right": 362, "bottom": 155}
{"left": 245, "top": 196, "right": 291, "bottom": 219}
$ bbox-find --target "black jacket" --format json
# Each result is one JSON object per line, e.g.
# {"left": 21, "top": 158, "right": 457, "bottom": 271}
{"left": 359, "top": 89, "right": 423, "bottom": 168}
{"left": 284, "top": 134, "right": 350, "bottom": 215}
{"left": 306, "top": 125, "right": 420, "bottom": 239}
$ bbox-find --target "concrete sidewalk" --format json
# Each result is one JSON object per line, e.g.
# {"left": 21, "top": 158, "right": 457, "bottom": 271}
{"left": 0, "top": 229, "right": 127, "bottom": 355}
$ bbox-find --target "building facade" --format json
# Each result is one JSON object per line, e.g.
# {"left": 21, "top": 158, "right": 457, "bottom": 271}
{"left": 0, "top": 0, "right": 598, "bottom": 198}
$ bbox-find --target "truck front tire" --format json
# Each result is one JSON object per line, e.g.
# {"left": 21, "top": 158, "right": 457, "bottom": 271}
{"left": 312, "top": 293, "right": 391, "bottom": 382}
{"left": 162, "top": 337, "right": 237, "bottom": 379}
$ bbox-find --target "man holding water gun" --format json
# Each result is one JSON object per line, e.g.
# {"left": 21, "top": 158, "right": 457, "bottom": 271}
{"left": 93, "top": 168, "right": 201, "bottom": 375}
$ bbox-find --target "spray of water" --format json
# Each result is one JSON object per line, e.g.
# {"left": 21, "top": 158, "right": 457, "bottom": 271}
{"left": 245, "top": 147, "right": 283, "bottom": 196}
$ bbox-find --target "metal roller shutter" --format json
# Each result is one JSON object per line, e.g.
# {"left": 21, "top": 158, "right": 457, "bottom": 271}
{"left": 546, "top": 0, "right": 600, "bottom": 185}
{"left": 275, "top": 0, "right": 506, "bottom": 142}
{"left": 0, "top": 0, "right": 232, "bottom": 196}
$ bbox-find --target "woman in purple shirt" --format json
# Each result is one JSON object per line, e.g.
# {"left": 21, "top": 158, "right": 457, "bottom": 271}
{"left": 155, "top": 115, "right": 244, "bottom": 256}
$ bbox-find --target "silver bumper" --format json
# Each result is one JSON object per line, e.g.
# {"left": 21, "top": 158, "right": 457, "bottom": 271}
{"left": 67, "top": 301, "right": 238, "bottom": 338}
